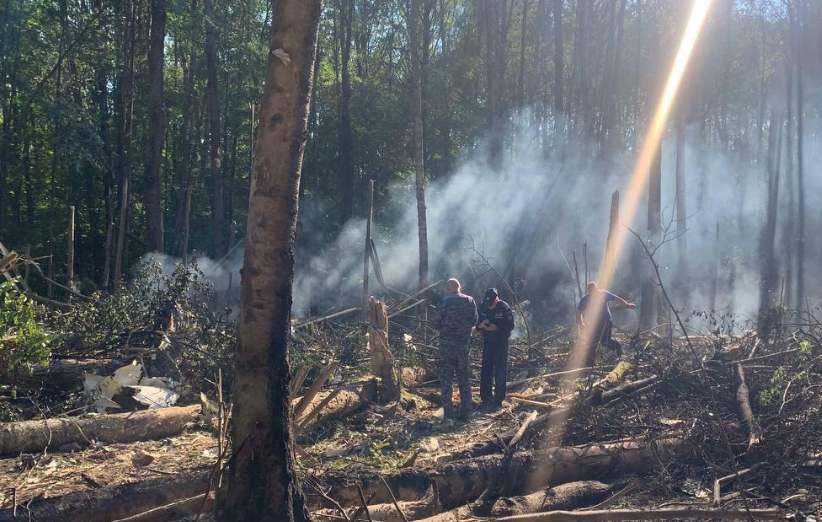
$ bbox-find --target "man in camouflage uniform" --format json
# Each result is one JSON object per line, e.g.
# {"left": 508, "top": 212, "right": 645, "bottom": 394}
{"left": 430, "top": 278, "right": 478, "bottom": 420}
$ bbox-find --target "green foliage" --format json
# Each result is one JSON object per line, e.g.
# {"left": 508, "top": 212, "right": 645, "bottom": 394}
{"left": 757, "top": 366, "right": 786, "bottom": 407}
{"left": 0, "top": 280, "right": 53, "bottom": 372}
{"left": 47, "top": 259, "right": 235, "bottom": 393}
{"left": 50, "top": 260, "right": 215, "bottom": 355}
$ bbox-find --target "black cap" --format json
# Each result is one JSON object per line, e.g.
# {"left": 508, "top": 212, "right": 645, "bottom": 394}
{"left": 484, "top": 288, "right": 498, "bottom": 302}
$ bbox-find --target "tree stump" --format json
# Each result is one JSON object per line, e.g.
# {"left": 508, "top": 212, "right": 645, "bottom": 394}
{"left": 369, "top": 297, "right": 399, "bottom": 402}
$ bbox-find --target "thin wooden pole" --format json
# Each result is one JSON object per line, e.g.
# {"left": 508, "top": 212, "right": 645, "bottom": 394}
{"left": 47, "top": 245, "right": 53, "bottom": 297}
{"left": 23, "top": 246, "right": 31, "bottom": 287}
{"left": 362, "top": 180, "right": 374, "bottom": 320}
{"left": 226, "top": 271, "right": 233, "bottom": 310}
{"left": 113, "top": 177, "right": 129, "bottom": 287}
{"left": 67, "top": 206, "right": 75, "bottom": 284}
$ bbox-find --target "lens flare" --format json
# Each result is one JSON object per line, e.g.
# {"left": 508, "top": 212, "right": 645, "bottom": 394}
{"left": 528, "top": 0, "right": 714, "bottom": 489}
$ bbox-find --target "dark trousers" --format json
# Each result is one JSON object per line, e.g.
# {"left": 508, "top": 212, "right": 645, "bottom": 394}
{"left": 584, "top": 320, "right": 622, "bottom": 367}
{"left": 480, "top": 338, "right": 508, "bottom": 405}
{"left": 440, "top": 344, "right": 472, "bottom": 416}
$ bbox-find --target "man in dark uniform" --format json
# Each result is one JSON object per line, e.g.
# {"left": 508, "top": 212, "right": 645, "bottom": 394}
{"left": 430, "top": 278, "right": 478, "bottom": 421}
{"left": 477, "top": 288, "right": 515, "bottom": 409}
{"left": 576, "top": 282, "right": 636, "bottom": 366}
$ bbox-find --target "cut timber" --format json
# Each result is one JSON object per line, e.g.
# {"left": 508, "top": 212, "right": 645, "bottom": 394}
{"left": 0, "top": 404, "right": 200, "bottom": 456}
{"left": 493, "top": 508, "right": 784, "bottom": 522}
{"left": 295, "top": 381, "right": 375, "bottom": 433}
{"left": 734, "top": 363, "right": 763, "bottom": 449}
{"left": 369, "top": 297, "right": 399, "bottom": 402}
{"left": 490, "top": 481, "right": 614, "bottom": 517}
{"left": 0, "top": 469, "right": 208, "bottom": 522}
{"left": 316, "top": 437, "right": 686, "bottom": 511}
{"left": 0, "top": 358, "right": 124, "bottom": 394}
{"left": 293, "top": 361, "right": 339, "bottom": 418}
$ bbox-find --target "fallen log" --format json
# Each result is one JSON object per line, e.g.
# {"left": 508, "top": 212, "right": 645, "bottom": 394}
{"left": 296, "top": 381, "right": 375, "bottom": 434}
{"left": 0, "top": 358, "right": 124, "bottom": 394}
{"left": 0, "top": 470, "right": 209, "bottom": 522}
{"left": 0, "top": 404, "right": 201, "bottom": 456}
{"left": 415, "top": 481, "right": 613, "bottom": 522}
{"left": 733, "top": 363, "right": 763, "bottom": 449}
{"left": 493, "top": 508, "right": 784, "bottom": 522}
{"left": 316, "top": 437, "right": 687, "bottom": 511}
{"left": 491, "top": 481, "right": 612, "bottom": 517}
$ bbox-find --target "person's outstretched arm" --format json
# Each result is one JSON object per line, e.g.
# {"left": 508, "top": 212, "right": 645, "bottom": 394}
{"left": 610, "top": 292, "right": 637, "bottom": 309}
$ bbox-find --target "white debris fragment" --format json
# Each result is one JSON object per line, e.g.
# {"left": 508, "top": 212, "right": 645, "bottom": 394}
{"left": 138, "top": 376, "right": 178, "bottom": 390}
{"left": 128, "top": 385, "right": 179, "bottom": 409}
{"left": 113, "top": 361, "right": 142, "bottom": 387}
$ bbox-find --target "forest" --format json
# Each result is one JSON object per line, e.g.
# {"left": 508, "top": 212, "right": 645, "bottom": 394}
{"left": 0, "top": 0, "right": 820, "bottom": 521}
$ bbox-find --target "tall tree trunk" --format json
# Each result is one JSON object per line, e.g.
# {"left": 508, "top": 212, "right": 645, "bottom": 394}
{"left": 409, "top": 0, "right": 429, "bottom": 300}
{"left": 598, "top": 0, "right": 617, "bottom": 152}
{"left": 517, "top": 0, "right": 529, "bottom": 111}
{"left": 632, "top": 0, "right": 642, "bottom": 150}
{"left": 204, "top": 0, "right": 225, "bottom": 257}
{"left": 219, "top": 0, "right": 322, "bottom": 520}
{"left": 603, "top": 0, "right": 627, "bottom": 152}
{"left": 639, "top": 145, "right": 662, "bottom": 329}
{"left": 483, "top": 0, "right": 511, "bottom": 167}
{"left": 782, "top": 49, "right": 795, "bottom": 308}
{"left": 144, "top": 0, "right": 167, "bottom": 253}
{"left": 794, "top": 0, "right": 806, "bottom": 309}
{"left": 338, "top": 0, "right": 354, "bottom": 224}
{"left": 675, "top": 109, "right": 688, "bottom": 288}
{"left": 759, "top": 108, "right": 784, "bottom": 311}
{"left": 114, "top": 1, "right": 135, "bottom": 286}
{"left": 99, "top": 70, "right": 114, "bottom": 288}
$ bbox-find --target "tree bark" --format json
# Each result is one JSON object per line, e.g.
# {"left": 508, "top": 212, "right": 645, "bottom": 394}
{"left": 794, "top": 0, "right": 806, "bottom": 309}
{"left": 368, "top": 297, "right": 399, "bottom": 402}
{"left": 338, "top": 0, "right": 355, "bottom": 224}
{"left": 219, "top": 0, "right": 322, "bottom": 520}
{"left": 204, "top": 0, "right": 225, "bottom": 257}
{"left": 409, "top": 0, "right": 429, "bottom": 336}
{"left": 0, "top": 470, "right": 209, "bottom": 522}
{"left": 759, "top": 108, "right": 784, "bottom": 311}
{"left": 173, "top": 22, "right": 198, "bottom": 261}
{"left": 639, "top": 145, "right": 662, "bottom": 329}
{"left": 552, "top": 0, "right": 564, "bottom": 121}
{"left": 490, "top": 480, "right": 612, "bottom": 517}
{"left": 0, "top": 358, "right": 124, "bottom": 394}
{"left": 113, "top": 0, "right": 135, "bottom": 286}
{"left": 734, "top": 363, "right": 763, "bottom": 449}
{"left": 517, "top": 0, "right": 529, "bottom": 111}
{"left": 492, "top": 508, "right": 784, "bottom": 522}
{"left": 143, "top": 0, "right": 167, "bottom": 253}
{"left": 318, "top": 437, "right": 686, "bottom": 511}
{"left": 675, "top": 111, "right": 687, "bottom": 262}
{"left": 0, "top": 405, "right": 201, "bottom": 456}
